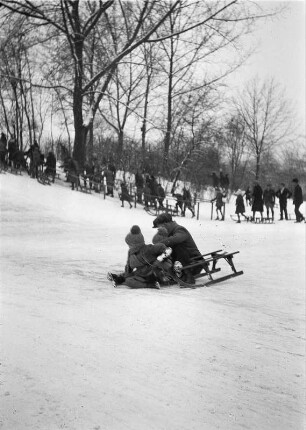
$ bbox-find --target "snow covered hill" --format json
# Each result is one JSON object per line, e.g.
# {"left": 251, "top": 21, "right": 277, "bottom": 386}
{"left": 0, "top": 171, "right": 305, "bottom": 430}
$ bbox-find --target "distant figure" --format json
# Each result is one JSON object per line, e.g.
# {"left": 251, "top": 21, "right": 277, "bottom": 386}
{"left": 251, "top": 180, "right": 264, "bottom": 221}
{"left": 244, "top": 186, "right": 252, "bottom": 206}
{"left": 157, "top": 183, "right": 165, "bottom": 209}
{"left": 8, "top": 137, "right": 18, "bottom": 168}
{"left": 148, "top": 175, "right": 158, "bottom": 208}
{"left": 235, "top": 189, "right": 247, "bottom": 223}
{"left": 182, "top": 187, "right": 195, "bottom": 217}
{"left": 292, "top": 178, "right": 304, "bottom": 223}
{"left": 84, "top": 162, "right": 94, "bottom": 189}
{"left": 32, "top": 145, "right": 41, "bottom": 178}
{"left": 104, "top": 165, "right": 115, "bottom": 197}
{"left": 45, "top": 151, "right": 56, "bottom": 182}
{"left": 211, "top": 188, "right": 225, "bottom": 220}
{"left": 120, "top": 182, "right": 133, "bottom": 208}
{"left": 173, "top": 192, "right": 184, "bottom": 215}
{"left": 0, "top": 132, "right": 7, "bottom": 167}
{"left": 143, "top": 180, "right": 151, "bottom": 208}
{"left": 135, "top": 171, "right": 144, "bottom": 204}
{"left": 67, "top": 157, "right": 80, "bottom": 190}
{"left": 275, "top": 183, "right": 292, "bottom": 220}
{"left": 263, "top": 183, "right": 276, "bottom": 220}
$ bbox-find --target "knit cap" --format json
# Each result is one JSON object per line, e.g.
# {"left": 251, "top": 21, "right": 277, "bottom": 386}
{"left": 152, "top": 226, "right": 168, "bottom": 244}
{"left": 125, "top": 225, "right": 145, "bottom": 247}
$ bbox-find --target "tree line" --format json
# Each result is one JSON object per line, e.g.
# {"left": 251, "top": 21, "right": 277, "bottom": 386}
{"left": 0, "top": 0, "right": 304, "bottom": 190}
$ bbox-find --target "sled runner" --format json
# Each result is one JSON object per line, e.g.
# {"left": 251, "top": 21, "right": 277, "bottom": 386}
{"left": 144, "top": 204, "right": 179, "bottom": 217}
{"left": 37, "top": 170, "right": 52, "bottom": 185}
{"left": 180, "top": 250, "right": 244, "bottom": 288}
{"left": 230, "top": 215, "right": 274, "bottom": 224}
{"left": 230, "top": 215, "right": 251, "bottom": 222}
{"left": 9, "top": 166, "right": 22, "bottom": 175}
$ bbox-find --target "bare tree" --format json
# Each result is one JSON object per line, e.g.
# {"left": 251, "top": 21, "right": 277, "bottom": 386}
{"left": 0, "top": 1, "right": 279, "bottom": 168}
{"left": 235, "top": 78, "right": 294, "bottom": 180}
{"left": 222, "top": 115, "right": 249, "bottom": 189}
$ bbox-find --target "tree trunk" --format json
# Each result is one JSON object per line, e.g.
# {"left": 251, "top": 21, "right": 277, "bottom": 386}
{"left": 141, "top": 70, "right": 151, "bottom": 167}
{"left": 71, "top": 3, "right": 86, "bottom": 168}
{"left": 162, "top": 16, "right": 175, "bottom": 175}
{"left": 117, "top": 129, "right": 124, "bottom": 158}
{"left": 255, "top": 153, "right": 261, "bottom": 180}
{"left": 87, "top": 121, "right": 94, "bottom": 164}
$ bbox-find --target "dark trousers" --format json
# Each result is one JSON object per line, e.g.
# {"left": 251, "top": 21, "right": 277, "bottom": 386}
{"left": 294, "top": 204, "right": 304, "bottom": 222}
{"left": 172, "top": 245, "right": 203, "bottom": 276}
{"left": 279, "top": 202, "right": 288, "bottom": 220}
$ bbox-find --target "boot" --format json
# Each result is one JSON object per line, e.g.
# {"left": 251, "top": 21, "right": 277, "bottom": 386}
{"left": 184, "top": 270, "right": 195, "bottom": 285}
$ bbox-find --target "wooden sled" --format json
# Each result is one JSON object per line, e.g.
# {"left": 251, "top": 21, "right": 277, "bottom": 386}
{"left": 175, "top": 249, "right": 244, "bottom": 288}
{"left": 107, "top": 250, "right": 243, "bottom": 290}
{"left": 144, "top": 204, "right": 179, "bottom": 217}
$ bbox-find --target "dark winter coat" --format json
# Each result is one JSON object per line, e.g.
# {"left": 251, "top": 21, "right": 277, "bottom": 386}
{"left": 104, "top": 169, "right": 115, "bottom": 185}
{"left": 124, "top": 243, "right": 167, "bottom": 288}
{"left": 135, "top": 172, "right": 144, "bottom": 188}
{"left": 212, "top": 191, "right": 224, "bottom": 209}
{"left": 32, "top": 147, "right": 41, "bottom": 166}
{"left": 149, "top": 176, "right": 159, "bottom": 198}
{"left": 173, "top": 193, "right": 184, "bottom": 210}
{"left": 252, "top": 184, "right": 264, "bottom": 212}
{"left": 46, "top": 152, "right": 56, "bottom": 170}
{"left": 67, "top": 158, "right": 79, "bottom": 184}
{"left": 120, "top": 183, "right": 131, "bottom": 202}
{"left": 276, "top": 187, "right": 292, "bottom": 206}
{"left": 158, "top": 221, "right": 202, "bottom": 273}
{"left": 157, "top": 185, "right": 165, "bottom": 199}
{"left": 235, "top": 194, "right": 245, "bottom": 215}
{"left": 293, "top": 184, "right": 303, "bottom": 206}
{"left": 183, "top": 189, "right": 192, "bottom": 204}
{"left": 263, "top": 188, "right": 276, "bottom": 206}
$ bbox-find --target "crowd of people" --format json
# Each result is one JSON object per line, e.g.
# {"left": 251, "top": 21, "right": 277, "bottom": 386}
{"left": 0, "top": 132, "right": 57, "bottom": 181}
{"left": 1, "top": 131, "right": 304, "bottom": 224}
{"left": 234, "top": 179, "right": 304, "bottom": 223}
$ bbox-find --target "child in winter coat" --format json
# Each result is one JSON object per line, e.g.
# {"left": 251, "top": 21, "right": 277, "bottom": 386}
{"left": 107, "top": 225, "right": 170, "bottom": 288}
{"left": 235, "top": 189, "right": 248, "bottom": 223}
{"left": 211, "top": 188, "right": 226, "bottom": 220}
{"left": 120, "top": 182, "right": 133, "bottom": 208}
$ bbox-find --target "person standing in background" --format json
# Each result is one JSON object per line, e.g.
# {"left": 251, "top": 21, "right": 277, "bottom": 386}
{"left": 292, "top": 178, "right": 304, "bottom": 223}
{"left": 276, "top": 183, "right": 292, "bottom": 220}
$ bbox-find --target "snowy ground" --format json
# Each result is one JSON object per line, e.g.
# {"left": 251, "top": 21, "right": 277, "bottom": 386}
{"left": 0, "top": 171, "right": 305, "bottom": 430}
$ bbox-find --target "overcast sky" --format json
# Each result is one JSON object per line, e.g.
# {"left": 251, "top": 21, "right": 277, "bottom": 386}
{"left": 226, "top": 1, "right": 305, "bottom": 130}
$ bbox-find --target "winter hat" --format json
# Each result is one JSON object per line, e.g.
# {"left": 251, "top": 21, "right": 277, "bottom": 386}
{"left": 125, "top": 225, "right": 145, "bottom": 247}
{"left": 152, "top": 213, "right": 172, "bottom": 228}
{"left": 152, "top": 226, "right": 168, "bottom": 244}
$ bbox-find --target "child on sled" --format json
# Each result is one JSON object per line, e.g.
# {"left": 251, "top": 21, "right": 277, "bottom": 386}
{"left": 107, "top": 225, "right": 173, "bottom": 289}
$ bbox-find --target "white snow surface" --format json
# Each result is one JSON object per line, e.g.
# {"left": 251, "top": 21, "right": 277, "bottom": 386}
{"left": 0, "top": 172, "right": 305, "bottom": 430}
